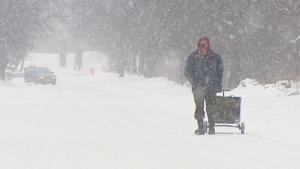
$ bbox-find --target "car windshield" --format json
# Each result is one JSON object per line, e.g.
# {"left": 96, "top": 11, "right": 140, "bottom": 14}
{"left": 36, "top": 68, "right": 51, "bottom": 73}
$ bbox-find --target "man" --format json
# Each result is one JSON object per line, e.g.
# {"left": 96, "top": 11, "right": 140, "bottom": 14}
{"left": 184, "top": 36, "right": 223, "bottom": 135}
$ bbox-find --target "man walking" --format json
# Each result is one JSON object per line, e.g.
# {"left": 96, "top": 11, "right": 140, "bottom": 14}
{"left": 184, "top": 36, "right": 223, "bottom": 135}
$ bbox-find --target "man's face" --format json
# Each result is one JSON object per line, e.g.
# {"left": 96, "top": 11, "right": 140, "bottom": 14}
{"left": 198, "top": 41, "right": 208, "bottom": 55}
{"left": 198, "top": 46, "right": 208, "bottom": 55}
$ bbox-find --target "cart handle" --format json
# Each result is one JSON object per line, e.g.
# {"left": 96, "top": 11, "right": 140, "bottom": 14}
{"left": 218, "top": 90, "right": 231, "bottom": 97}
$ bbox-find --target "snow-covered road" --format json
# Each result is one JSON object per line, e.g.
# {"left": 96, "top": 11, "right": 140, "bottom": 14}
{"left": 1, "top": 54, "right": 300, "bottom": 168}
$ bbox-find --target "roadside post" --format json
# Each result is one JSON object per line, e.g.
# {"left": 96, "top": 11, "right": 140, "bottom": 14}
{"left": 90, "top": 68, "right": 94, "bottom": 78}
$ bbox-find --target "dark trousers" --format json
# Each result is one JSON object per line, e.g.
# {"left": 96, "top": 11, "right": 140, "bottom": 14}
{"left": 192, "top": 90, "right": 217, "bottom": 128}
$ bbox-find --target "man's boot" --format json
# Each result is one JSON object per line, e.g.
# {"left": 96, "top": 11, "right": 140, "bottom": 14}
{"left": 195, "top": 119, "right": 205, "bottom": 135}
{"left": 208, "top": 120, "right": 215, "bottom": 135}
{"left": 208, "top": 128, "right": 215, "bottom": 135}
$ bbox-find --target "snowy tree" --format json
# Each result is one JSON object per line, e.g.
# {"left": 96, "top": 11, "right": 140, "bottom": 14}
{"left": 13, "top": 0, "right": 299, "bottom": 88}
{"left": 0, "top": 0, "right": 60, "bottom": 81}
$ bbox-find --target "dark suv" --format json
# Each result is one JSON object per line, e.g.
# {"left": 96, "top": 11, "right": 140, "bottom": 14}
{"left": 24, "top": 67, "right": 57, "bottom": 85}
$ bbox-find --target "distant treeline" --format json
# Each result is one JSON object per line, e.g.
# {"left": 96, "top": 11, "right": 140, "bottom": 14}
{"left": 1, "top": 0, "right": 300, "bottom": 89}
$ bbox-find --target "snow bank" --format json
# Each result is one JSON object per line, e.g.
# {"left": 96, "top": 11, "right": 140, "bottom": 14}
{"left": 232, "top": 78, "right": 299, "bottom": 98}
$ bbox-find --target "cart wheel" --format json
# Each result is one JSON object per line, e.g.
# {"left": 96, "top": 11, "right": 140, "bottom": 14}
{"left": 203, "top": 121, "right": 208, "bottom": 133}
{"left": 240, "top": 122, "right": 245, "bottom": 134}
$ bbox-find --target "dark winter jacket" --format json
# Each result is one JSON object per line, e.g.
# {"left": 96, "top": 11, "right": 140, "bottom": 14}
{"left": 184, "top": 49, "right": 223, "bottom": 93}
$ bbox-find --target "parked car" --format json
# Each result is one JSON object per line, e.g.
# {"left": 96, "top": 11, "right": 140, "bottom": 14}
{"left": 24, "top": 66, "right": 57, "bottom": 85}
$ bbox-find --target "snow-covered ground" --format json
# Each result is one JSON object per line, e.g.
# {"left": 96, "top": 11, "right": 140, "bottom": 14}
{"left": 1, "top": 53, "right": 300, "bottom": 169}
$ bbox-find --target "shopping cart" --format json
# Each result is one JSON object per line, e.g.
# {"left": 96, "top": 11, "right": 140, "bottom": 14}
{"left": 204, "top": 90, "right": 245, "bottom": 134}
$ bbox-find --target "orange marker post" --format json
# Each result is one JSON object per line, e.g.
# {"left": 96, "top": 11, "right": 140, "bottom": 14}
{"left": 90, "top": 68, "right": 94, "bottom": 78}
